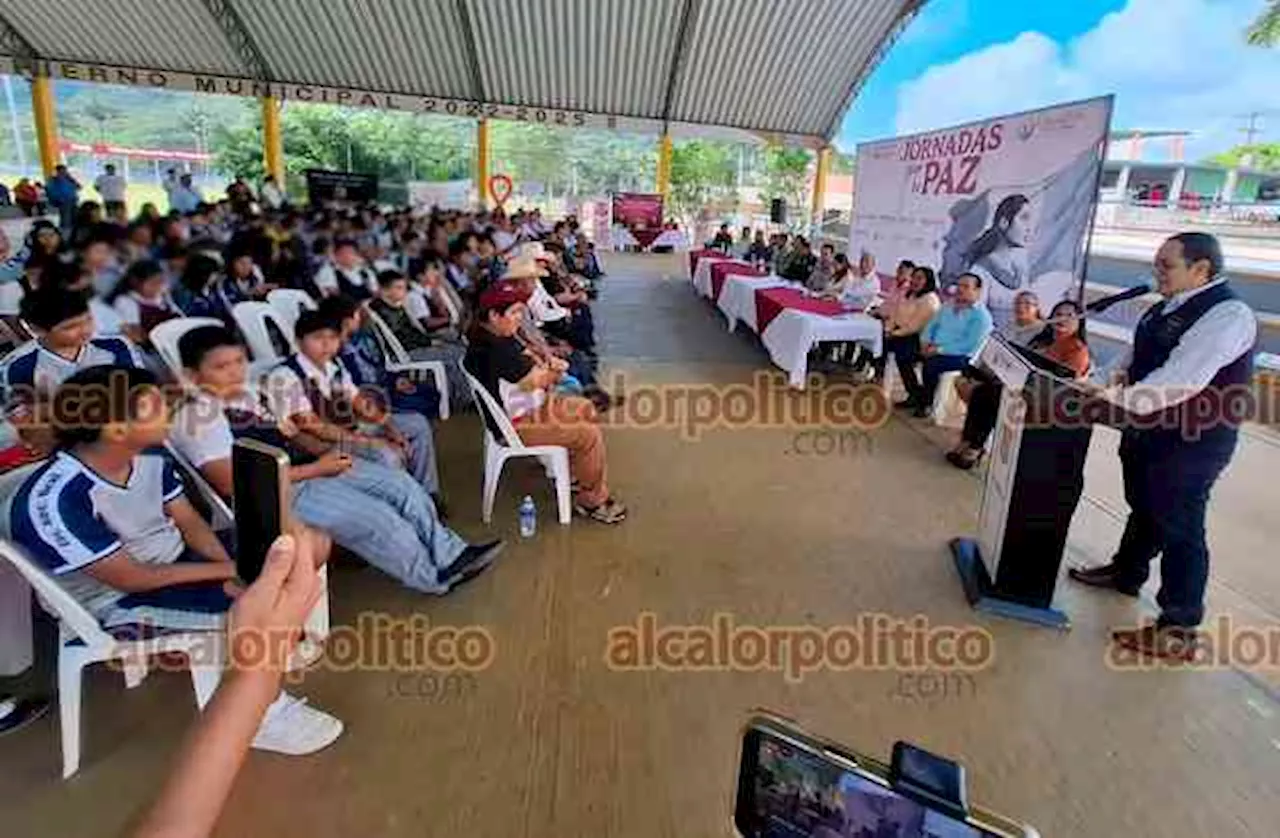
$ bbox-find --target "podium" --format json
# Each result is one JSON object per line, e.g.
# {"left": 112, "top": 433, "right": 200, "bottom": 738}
{"left": 950, "top": 334, "right": 1108, "bottom": 629}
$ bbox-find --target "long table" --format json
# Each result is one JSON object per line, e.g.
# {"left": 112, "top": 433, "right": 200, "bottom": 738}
{"left": 690, "top": 259, "right": 884, "bottom": 389}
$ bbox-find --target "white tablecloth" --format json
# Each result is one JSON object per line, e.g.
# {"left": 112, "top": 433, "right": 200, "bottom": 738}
{"left": 718, "top": 274, "right": 790, "bottom": 332}
{"left": 691, "top": 256, "right": 732, "bottom": 298}
{"left": 649, "top": 230, "right": 690, "bottom": 250}
{"left": 610, "top": 227, "right": 639, "bottom": 249}
{"left": 761, "top": 309, "right": 884, "bottom": 389}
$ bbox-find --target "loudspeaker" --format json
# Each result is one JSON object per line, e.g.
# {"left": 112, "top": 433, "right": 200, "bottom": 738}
{"left": 769, "top": 198, "right": 786, "bottom": 224}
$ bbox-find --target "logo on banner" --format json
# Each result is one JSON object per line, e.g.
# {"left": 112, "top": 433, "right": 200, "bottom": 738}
{"left": 488, "top": 174, "right": 514, "bottom": 207}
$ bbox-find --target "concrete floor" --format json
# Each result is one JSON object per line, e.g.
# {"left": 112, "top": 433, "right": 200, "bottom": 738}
{"left": 2, "top": 252, "right": 1279, "bottom": 836}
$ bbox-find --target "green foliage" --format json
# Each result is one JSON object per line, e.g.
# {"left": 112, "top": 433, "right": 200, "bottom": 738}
{"left": 1206, "top": 143, "right": 1280, "bottom": 171}
{"left": 763, "top": 146, "right": 812, "bottom": 219}
{"left": 1246, "top": 1, "right": 1280, "bottom": 46}
{"left": 832, "top": 151, "right": 856, "bottom": 175}
{"left": 668, "top": 140, "right": 740, "bottom": 223}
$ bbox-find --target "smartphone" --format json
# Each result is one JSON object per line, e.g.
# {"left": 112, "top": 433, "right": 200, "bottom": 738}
{"left": 734, "top": 714, "right": 1039, "bottom": 838}
{"left": 232, "top": 438, "right": 292, "bottom": 584}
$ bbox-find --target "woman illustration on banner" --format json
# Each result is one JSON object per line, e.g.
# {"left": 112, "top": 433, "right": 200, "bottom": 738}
{"left": 965, "top": 193, "right": 1033, "bottom": 315}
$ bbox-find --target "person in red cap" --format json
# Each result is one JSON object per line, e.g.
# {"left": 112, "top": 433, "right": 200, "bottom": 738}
{"left": 464, "top": 282, "right": 627, "bottom": 525}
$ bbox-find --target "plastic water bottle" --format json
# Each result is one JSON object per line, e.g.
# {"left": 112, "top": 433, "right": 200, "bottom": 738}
{"left": 518, "top": 496, "right": 537, "bottom": 538}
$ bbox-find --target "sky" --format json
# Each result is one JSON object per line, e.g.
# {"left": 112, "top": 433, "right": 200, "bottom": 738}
{"left": 836, "top": 0, "right": 1280, "bottom": 160}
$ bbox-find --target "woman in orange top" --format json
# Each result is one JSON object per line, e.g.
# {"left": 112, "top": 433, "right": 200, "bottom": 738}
{"left": 947, "top": 299, "right": 1090, "bottom": 470}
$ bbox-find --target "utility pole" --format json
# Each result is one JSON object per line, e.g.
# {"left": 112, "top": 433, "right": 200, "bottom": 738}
{"left": 1239, "top": 112, "right": 1264, "bottom": 146}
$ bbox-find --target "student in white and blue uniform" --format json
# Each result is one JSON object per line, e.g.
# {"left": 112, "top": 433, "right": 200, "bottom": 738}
{"left": 6, "top": 364, "right": 343, "bottom": 755}
{"left": 1, "top": 288, "right": 142, "bottom": 412}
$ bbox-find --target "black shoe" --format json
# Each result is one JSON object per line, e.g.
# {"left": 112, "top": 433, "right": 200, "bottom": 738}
{"left": 1068, "top": 563, "right": 1142, "bottom": 597}
{"left": 912, "top": 405, "right": 930, "bottom": 419}
{"left": 439, "top": 540, "right": 504, "bottom": 590}
{"left": 894, "top": 398, "right": 917, "bottom": 410}
{"left": 0, "top": 696, "right": 50, "bottom": 737}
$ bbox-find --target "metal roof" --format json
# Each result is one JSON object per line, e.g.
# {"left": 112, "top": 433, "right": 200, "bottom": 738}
{"left": 0, "top": 0, "right": 922, "bottom": 145}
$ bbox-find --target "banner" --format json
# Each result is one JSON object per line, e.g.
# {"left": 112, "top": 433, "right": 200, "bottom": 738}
{"left": 611, "top": 192, "right": 664, "bottom": 249}
{"left": 850, "top": 96, "right": 1113, "bottom": 324}
{"left": 408, "top": 180, "right": 473, "bottom": 210}
{"left": 305, "top": 169, "right": 379, "bottom": 205}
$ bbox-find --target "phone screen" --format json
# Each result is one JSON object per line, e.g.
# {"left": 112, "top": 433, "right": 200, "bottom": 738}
{"left": 736, "top": 727, "right": 1000, "bottom": 838}
{"left": 232, "top": 440, "right": 289, "bottom": 584}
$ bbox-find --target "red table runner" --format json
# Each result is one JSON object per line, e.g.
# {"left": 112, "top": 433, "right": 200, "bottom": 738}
{"left": 753, "top": 287, "right": 848, "bottom": 332}
{"left": 709, "top": 261, "right": 759, "bottom": 300}
{"left": 688, "top": 249, "right": 725, "bottom": 276}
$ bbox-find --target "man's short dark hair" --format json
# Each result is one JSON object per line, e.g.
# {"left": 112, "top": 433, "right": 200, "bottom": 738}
{"left": 897, "top": 260, "right": 915, "bottom": 272}
{"left": 178, "top": 324, "right": 242, "bottom": 371}
{"left": 316, "top": 294, "right": 360, "bottom": 325}
{"left": 295, "top": 309, "right": 338, "bottom": 340}
{"left": 19, "top": 286, "right": 90, "bottom": 330}
{"left": 78, "top": 222, "right": 120, "bottom": 249}
{"left": 52, "top": 365, "right": 161, "bottom": 448}
{"left": 333, "top": 237, "right": 359, "bottom": 253}
{"left": 376, "top": 269, "right": 407, "bottom": 288}
{"left": 957, "top": 271, "right": 983, "bottom": 289}
{"left": 1169, "top": 232, "right": 1224, "bottom": 277}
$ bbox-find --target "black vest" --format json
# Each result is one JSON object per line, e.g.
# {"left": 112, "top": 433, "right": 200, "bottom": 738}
{"left": 283, "top": 355, "right": 358, "bottom": 430}
{"left": 334, "top": 265, "right": 373, "bottom": 300}
{"left": 1127, "top": 281, "right": 1254, "bottom": 447}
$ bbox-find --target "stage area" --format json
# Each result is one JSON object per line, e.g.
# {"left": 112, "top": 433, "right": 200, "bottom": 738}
{"left": 1, "top": 253, "right": 1278, "bottom": 837}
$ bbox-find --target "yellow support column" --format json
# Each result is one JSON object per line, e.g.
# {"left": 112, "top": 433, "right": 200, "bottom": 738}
{"left": 31, "top": 75, "right": 60, "bottom": 178}
{"left": 476, "top": 118, "right": 490, "bottom": 207}
{"left": 656, "top": 132, "right": 673, "bottom": 201}
{"left": 261, "top": 97, "right": 285, "bottom": 185}
{"left": 811, "top": 145, "right": 832, "bottom": 231}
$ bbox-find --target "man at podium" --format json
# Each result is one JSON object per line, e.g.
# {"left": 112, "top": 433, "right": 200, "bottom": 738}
{"left": 1068, "top": 233, "right": 1257, "bottom": 660}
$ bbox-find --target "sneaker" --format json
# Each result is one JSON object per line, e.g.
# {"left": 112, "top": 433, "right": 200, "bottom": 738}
{"left": 251, "top": 693, "right": 344, "bottom": 756}
{"left": 0, "top": 695, "right": 50, "bottom": 737}
{"left": 439, "top": 539, "right": 504, "bottom": 590}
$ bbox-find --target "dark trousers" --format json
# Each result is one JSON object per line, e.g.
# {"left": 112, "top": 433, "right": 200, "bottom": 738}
{"left": 874, "top": 333, "right": 920, "bottom": 381}
{"left": 961, "top": 379, "right": 1003, "bottom": 449}
{"left": 902, "top": 353, "right": 969, "bottom": 407}
{"left": 1112, "top": 431, "right": 1237, "bottom": 627}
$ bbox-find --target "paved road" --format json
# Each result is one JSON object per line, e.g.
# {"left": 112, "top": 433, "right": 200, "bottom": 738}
{"left": 1085, "top": 255, "right": 1280, "bottom": 355}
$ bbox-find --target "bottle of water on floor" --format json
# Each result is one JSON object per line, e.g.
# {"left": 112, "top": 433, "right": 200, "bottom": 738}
{"left": 519, "top": 495, "right": 537, "bottom": 538}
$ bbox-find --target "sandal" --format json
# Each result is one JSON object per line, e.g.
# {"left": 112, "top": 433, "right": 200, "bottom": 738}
{"left": 574, "top": 498, "right": 627, "bottom": 524}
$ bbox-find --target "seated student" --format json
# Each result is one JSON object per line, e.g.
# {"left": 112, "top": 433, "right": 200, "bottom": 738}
{"left": 465, "top": 284, "right": 626, "bottom": 524}
{"left": 2, "top": 288, "right": 143, "bottom": 453}
{"left": 223, "top": 244, "right": 278, "bottom": 301}
{"left": 172, "top": 326, "right": 500, "bottom": 593}
{"left": 265, "top": 310, "right": 415, "bottom": 475}
{"left": 176, "top": 252, "right": 246, "bottom": 326}
{"left": 312, "top": 238, "right": 377, "bottom": 300}
{"left": 406, "top": 256, "right": 465, "bottom": 341}
{"left": 77, "top": 223, "right": 125, "bottom": 298}
{"left": 9, "top": 365, "right": 343, "bottom": 755}
{"left": 369, "top": 269, "right": 472, "bottom": 411}
{"left": 947, "top": 299, "right": 1089, "bottom": 470}
{"left": 107, "top": 259, "right": 181, "bottom": 351}
{"left": 315, "top": 294, "right": 443, "bottom": 493}
{"left": 534, "top": 245, "right": 595, "bottom": 352}
{"left": 896, "top": 272, "right": 993, "bottom": 418}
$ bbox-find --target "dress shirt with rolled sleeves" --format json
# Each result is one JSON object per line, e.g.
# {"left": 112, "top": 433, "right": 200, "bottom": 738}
{"left": 922, "top": 302, "right": 993, "bottom": 358}
{"left": 1112, "top": 278, "right": 1257, "bottom": 416}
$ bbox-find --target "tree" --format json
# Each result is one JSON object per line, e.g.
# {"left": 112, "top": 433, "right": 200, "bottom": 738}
{"left": 763, "top": 146, "right": 813, "bottom": 224}
{"left": 1206, "top": 142, "right": 1280, "bottom": 171}
{"left": 1246, "top": 0, "right": 1280, "bottom": 46}
{"left": 63, "top": 93, "right": 123, "bottom": 143}
{"left": 832, "top": 151, "right": 856, "bottom": 175}
{"left": 667, "top": 140, "right": 739, "bottom": 226}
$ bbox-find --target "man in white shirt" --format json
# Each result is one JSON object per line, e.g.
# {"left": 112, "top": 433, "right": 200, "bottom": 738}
{"left": 260, "top": 175, "right": 285, "bottom": 210}
{"left": 94, "top": 164, "right": 128, "bottom": 220}
{"left": 1069, "top": 232, "right": 1257, "bottom": 660}
{"left": 170, "top": 174, "right": 203, "bottom": 215}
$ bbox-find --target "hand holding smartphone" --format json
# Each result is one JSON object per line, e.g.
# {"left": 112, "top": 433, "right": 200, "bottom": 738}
{"left": 232, "top": 439, "right": 293, "bottom": 584}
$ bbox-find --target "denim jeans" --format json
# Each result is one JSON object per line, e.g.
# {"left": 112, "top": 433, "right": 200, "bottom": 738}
{"left": 389, "top": 411, "right": 440, "bottom": 493}
{"left": 291, "top": 459, "right": 467, "bottom": 593}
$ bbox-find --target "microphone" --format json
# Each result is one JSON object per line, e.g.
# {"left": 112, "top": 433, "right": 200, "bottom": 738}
{"left": 1086, "top": 283, "right": 1153, "bottom": 313}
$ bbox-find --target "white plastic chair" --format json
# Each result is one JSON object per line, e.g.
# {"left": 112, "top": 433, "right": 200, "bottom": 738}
{"left": 150, "top": 316, "right": 225, "bottom": 385}
{"left": 232, "top": 301, "right": 296, "bottom": 364}
{"left": 0, "top": 464, "right": 222, "bottom": 778}
{"left": 462, "top": 370, "right": 571, "bottom": 525}
{"left": 267, "top": 288, "right": 317, "bottom": 335}
{"left": 364, "top": 304, "right": 451, "bottom": 420}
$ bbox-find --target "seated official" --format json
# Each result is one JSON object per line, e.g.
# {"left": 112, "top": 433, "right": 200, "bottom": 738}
{"left": 9, "top": 365, "right": 343, "bottom": 755}
{"left": 896, "top": 272, "right": 992, "bottom": 417}
{"left": 464, "top": 284, "right": 626, "bottom": 525}
{"left": 317, "top": 294, "right": 443, "bottom": 492}
{"left": 369, "top": 268, "right": 471, "bottom": 410}
{"left": 313, "top": 238, "right": 377, "bottom": 299}
{"left": 824, "top": 250, "right": 879, "bottom": 305}
{"left": 806, "top": 243, "right": 839, "bottom": 293}
{"left": 869, "top": 265, "right": 940, "bottom": 382}
{"left": 778, "top": 237, "right": 816, "bottom": 284}
{"left": 744, "top": 230, "right": 772, "bottom": 265}
{"left": 947, "top": 299, "right": 1090, "bottom": 469}
{"left": 710, "top": 224, "right": 734, "bottom": 252}
{"left": 951, "top": 290, "right": 1045, "bottom": 406}
{"left": 172, "top": 326, "right": 499, "bottom": 594}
